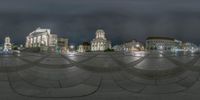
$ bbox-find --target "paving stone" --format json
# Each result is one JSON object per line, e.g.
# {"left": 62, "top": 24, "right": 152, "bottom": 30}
{"left": 0, "top": 52, "right": 200, "bottom": 100}
{"left": 134, "top": 58, "right": 178, "bottom": 70}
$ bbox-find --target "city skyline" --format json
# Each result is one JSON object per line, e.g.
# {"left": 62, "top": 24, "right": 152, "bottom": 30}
{"left": 0, "top": 0, "right": 200, "bottom": 45}
{"left": 0, "top": 28, "right": 199, "bottom": 46}
{"left": 1, "top": 1, "right": 200, "bottom": 100}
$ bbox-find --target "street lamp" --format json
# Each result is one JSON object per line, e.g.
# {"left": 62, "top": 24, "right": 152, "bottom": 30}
{"left": 70, "top": 45, "right": 74, "bottom": 49}
{"left": 136, "top": 44, "right": 140, "bottom": 48}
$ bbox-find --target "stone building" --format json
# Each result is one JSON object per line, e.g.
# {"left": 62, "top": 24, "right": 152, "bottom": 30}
{"left": 25, "top": 27, "right": 57, "bottom": 51}
{"left": 182, "top": 42, "right": 199, "bottom": 52}
{"left": 146, "top": 37, "right": 182, "bottom": 51}
{"left": 57, "top": 37, "right": 69, "bottom": 53}
{"left": 113, "top": 40, "right": 144, "bottom": 52}
{"left": 3, "top": 37, "right": 12, "bottom": 51}
{"left": 91, "top": 29, "right": 111, "bottom": 51}
{"left": 78, "top": 42, "right": 91, "bottom": 52}
{"left": 0, "top": 44, "right": 3, "bottom": 51}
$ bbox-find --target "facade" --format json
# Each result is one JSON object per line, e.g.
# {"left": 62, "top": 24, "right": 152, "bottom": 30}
{"left": 0, "top": 44, "right": 3, "bottom": 51}
{"left": 91, "top": 29, "right": 111, "bottom": 51}
{"left": 25, "top": 27, "right": 57, "bottom": 51}
{"left": 146, "top": 37, "right": 182, "bottom": 51}
{"left": 182, "top": 42, "right": 199, "bottom": 52}
{"left": 3, "top": 37, "right": 12, "bottom": 51}
{"left": 78, "top": 42, "right": 91, "bottom": 52}
{"left": 57, "top": 38, "right": 69, "bottom": 53}
{"left": 113, "top": 40, "right": 144, "bottom": 52}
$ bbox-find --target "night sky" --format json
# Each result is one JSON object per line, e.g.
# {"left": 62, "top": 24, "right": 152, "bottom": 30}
{"left": 0, "top": 0, "right": 200, "bottom": 46}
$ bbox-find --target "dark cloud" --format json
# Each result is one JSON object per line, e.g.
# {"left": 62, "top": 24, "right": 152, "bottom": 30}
{"left": 0, "top": 0, "right": 199, "bottom": 45}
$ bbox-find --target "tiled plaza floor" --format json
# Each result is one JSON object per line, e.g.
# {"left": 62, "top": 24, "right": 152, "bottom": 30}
{"left": 0, "top": 51, "right": 200, "bottom": 100}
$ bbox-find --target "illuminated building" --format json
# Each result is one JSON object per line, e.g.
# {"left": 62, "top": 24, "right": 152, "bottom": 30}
{"left": 57, "top": 37, "right": 69, "bottom": 53}
{"left": 146, "top": 37, "right": 181, "bottom": 51}
{"left": 0, "top": 44, "right": 3, "bottom": 51}
{"left": 113, "top": 40, "right": 144, "bottom": 52}
{"left": 91, "top": 29, "right": 111, "bottom": 51}
{"left": 78, "top": 42, "right": 91, "bottom": 52}
{"left": 3, "top": 37, "right": 12, "bottom": 51}
{"left": 25, "top": 27, "right": 57, "bottom": 51}
{"left": 182, "top": 42, "right": 198, "bottom": 53}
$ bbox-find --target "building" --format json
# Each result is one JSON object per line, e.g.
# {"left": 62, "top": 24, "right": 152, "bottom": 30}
{"left": 91, "top": 29, "right": 111, "bottom": 51}
{"left": 3, "top": 37, "right": 12, "bottom": 51}
{"left": 113, "top": 40, "right": 144, "bottom": 52}
{"left": 78, "top": 42, "right": 91, "bottom": 52}
{"left": 0, "top": 44, "right": 3, "bottom": 51}
{"left": 57, "top": 37, "right": 69, "bottom": 53}
{"left": 25, "top": 27, "right": 57, "bottom": 51}
{"left": 146, "top": 37, "right": 181, "bottom": 51}
{"left": 182, "top": 42, "right": 199, "bottom": 53}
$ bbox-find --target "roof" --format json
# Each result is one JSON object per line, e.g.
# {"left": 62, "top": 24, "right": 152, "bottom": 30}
{"left": 29, "top": 28, "right": 51, "bottom": 36}
{"left": 146, "top": 37, "right": 175, "bottom": 40}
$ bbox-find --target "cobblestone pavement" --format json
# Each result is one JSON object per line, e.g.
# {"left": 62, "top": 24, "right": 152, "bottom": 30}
{"left": 0, "top": 51, "right": 200, "bottom": 100}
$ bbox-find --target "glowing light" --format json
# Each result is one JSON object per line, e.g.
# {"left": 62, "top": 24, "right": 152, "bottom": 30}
{"left": 70, "top": 45, "right": 74, "bottom": 49}
{"left": 159, "top": 54, "right": 163, "bottom": 57}
{"left": 136, "top": 44, "right": 140, "bottom": 48}
{"left": 159, "top": 45, "right": 164, "bottom": 50}
{"left": 68, "top": 51, "right": 77, "bottom": 56}
{"left": 132, "top": 51, "right": 146, "bottom": 57}
{"left": 159, "top": 50, "right": 164, "bottom": 54}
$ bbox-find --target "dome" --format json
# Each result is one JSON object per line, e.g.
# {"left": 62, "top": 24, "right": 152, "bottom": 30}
{"left": 95, "top": 29, "right": 106, "bottom": 39}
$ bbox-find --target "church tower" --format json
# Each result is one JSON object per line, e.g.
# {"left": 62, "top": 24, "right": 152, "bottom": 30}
{"left": 3, "top": 37, "right": 12, "bottom": 51}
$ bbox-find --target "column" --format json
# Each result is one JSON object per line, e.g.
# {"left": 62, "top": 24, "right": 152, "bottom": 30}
{"left": 40, "top": 35, "right": 43, "bottom": 46}
{"left": 31, "top": 38, "right": 33, "bottom": 47}
{"left": 28, "top": 38, "right": 30, "bottom": 48}
{"left": 36, "top": 36, "right": 38, "bottom": 47}
{"left": 47, "top": 34, "right": 49, "bottom": 46}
